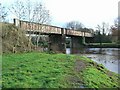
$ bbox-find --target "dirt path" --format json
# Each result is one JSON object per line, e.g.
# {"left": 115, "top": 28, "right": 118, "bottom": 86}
{"left": 74, "top": 59, "right": 86, "bottom": 72}
{"left": 68, "top": 59, "right": 87, "bottom": 88}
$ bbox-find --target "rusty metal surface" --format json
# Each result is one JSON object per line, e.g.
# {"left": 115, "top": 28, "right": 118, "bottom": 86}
{"left": 14, "top": 19, "right": 93, "bottom": 37}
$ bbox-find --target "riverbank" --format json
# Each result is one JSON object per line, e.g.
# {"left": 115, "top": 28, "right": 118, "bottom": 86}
{"left": 66, "top": 48, "right": 119, "bottom": 74}
{"left": 2, "top": 52, "right": 120, "bottom": 88}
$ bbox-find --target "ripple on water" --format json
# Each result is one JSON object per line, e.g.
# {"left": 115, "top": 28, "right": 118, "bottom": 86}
{"left": 66, "top": 48, "right": 119, "bottom": 74}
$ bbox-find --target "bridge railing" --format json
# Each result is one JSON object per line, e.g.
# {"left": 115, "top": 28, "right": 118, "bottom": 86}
{"left": 66, "top": 29, "right": 83, "bottom": 36}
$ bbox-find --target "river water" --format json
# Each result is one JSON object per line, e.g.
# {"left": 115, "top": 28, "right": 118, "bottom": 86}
{"left": 66, "top": 48, "right": 120, "bottom": 74}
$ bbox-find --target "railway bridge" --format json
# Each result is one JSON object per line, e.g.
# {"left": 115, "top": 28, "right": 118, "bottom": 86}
{"left": 14, "top": 19, "right": 94, "bottom": 53}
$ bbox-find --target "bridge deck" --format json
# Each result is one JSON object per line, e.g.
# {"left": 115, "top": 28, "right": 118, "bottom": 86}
{"left": 14, "top": 19, "right": 93, "bottom": 37}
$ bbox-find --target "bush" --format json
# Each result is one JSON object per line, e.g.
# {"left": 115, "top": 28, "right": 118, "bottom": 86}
{"left": 1, "top": 23, "right": 35, "bottom": 53}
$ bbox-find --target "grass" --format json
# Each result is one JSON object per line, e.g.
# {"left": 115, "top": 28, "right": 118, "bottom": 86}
{"left": 2, "top": 52, "right": 120, "bottom": 88}
{"left": 82, "top": 67, "right": 118, "bottom": 88}
{"left": 2, "top": 52, "right": 76, "bottom": 88}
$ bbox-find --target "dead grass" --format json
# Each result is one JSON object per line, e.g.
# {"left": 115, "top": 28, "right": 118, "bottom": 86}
{"left": 1, "top": 22, "right": 35, "bottom": 53}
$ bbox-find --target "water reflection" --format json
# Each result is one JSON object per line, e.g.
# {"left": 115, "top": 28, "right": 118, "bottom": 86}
{"left": 66, "top": 48, "right": 120, "bottom": 74}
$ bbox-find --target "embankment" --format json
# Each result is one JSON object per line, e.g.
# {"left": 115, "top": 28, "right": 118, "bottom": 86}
{"left": 1, "top": 22, "right": 36, "bottom": 53}
{"left": 2, "top": 52, "right": 119, "bottom": 88}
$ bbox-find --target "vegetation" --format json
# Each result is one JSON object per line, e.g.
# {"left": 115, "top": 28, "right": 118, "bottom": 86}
{"left": 65, "top": 21, "right": 84, "bottom": 30}
{"left": 1, "top": 0, "right": 119, "bottom": 89}
{"left": 110, "top": 17, "right": 120, "bottom": 44}
{"left": 2, "top": 52, "right": 119, "bottom": 88}
{"left": 93, "top": 34, "right": 112, "bottom": 43}
{"left": 83, "top": 67, "right": 118, "bottom": 88}
{"left": 9, "top": 0, "right": 51, "bottom": 49}
{"left": 0, "top": 3, "right": 7, "bottom": 22}
{"left": 1, "top": 22, "right": 35, "bottom": 53}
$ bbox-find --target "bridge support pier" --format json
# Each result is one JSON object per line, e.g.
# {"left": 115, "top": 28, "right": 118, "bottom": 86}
{"left": 48, "top": 34, "right": 66, "bottom": 53}
{"left": 71, "top": 36, "right": 85, "bottom": 54}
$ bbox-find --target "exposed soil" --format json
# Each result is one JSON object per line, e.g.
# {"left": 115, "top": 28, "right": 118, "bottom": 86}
{"left": 74, "top": 59, "right": 86, "bottom": 72}
{"left": 68, "top": 59, "right": 87, "bottom": 87}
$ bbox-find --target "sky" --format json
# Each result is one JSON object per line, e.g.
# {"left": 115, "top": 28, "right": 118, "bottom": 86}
{"left": 1, "top": 0, "right": 120, "bottom": 30}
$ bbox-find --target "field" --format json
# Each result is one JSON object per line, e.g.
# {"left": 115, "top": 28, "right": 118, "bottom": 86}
{"left": 2, "top": 52, "right": 119, "bottom": 88}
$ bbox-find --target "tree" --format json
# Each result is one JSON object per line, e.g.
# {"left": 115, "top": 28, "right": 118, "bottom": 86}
{"left": 0, "top": 3, "right": 7, "bottom": 22}
{"left": 96, "top": 22, "right": 109, "bottom": 35}
{"left": 95, "top": 23, "right": 112, "bottom": 44}
{"left": 9, "top": 0, "right": 26, "bottom": 20}
{"left": 25, "top": 0, "right": 35, "bottom": 51}
{"left": 9, "top": 0, "right": 51, "bottom": 50}
{"left": 9, "top": 0, "right": 26, "bottom": 53}
{"left": 114, "top": 17, "right": 120, "bottom": 27}
{"left": 96, "top": 25, "right": 102, "bottom": 45}
{"left": 110, "top": 17, "right": 120, "bottom": 43}
{"left": 66, "top": 21, "right": 84, "bottom": 30}
{"left": 32, "top": 2, "right": 50, "bottom": 48}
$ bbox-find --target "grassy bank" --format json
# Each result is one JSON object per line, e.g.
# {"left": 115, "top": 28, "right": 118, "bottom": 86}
{"left": 2, "top": 52, "right": 119, "bottom": 88}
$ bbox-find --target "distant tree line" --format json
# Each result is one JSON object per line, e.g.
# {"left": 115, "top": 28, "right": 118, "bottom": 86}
{"left": 65, "top": 21, "right": 94, "bottom": 33}
{"left": 65, "top": 20, "right": 120, "bottom": 44}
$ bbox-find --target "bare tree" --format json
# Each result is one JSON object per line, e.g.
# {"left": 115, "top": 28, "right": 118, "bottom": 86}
{"left": 102, "top": 22, "right": 105, "bottom": 35}
{"left": 66, "top": 21, "right": 84, "bottom": 30}
{"left": 96, "top": 22, "right": 109, "bottom": 35}
{"left": 102, "top": 22, "right": 110, "bottom": 35}
{"left": 32, "top": 2, "right": 50, "bottom": 48}
{"left": 96, "top": 25, "right": 102, "bottom": 45}
{"left": 9, "top": 0, "right": 26, "bottom": 53}
{"left": 9, "top": 0, "right": 51, "bottom": 51}
{"left": 25, "top": 0, "right": 34, "bottom": 51}
{"left": 110, "top": 17, "right": 120, "bottom": 43}
{"left": 22, "top": 0, "right": 51, "bottom": 50}
{"left": 9, "top": 0, "right": 26, "bottom": 20}
{"left": 0, "top": 3, "right": 7, "bottom": 22}
{"left": 114, "top": 17, "right": 120, "bottom": 28}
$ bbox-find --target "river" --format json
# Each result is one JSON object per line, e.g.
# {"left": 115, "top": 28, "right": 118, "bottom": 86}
{"left": 66, "top": 48, "right": 120, "bottom": 74}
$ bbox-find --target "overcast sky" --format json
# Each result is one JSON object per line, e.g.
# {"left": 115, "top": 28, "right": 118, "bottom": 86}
{"left": 1, "top": 0, "right": 119, "bottom": 30}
